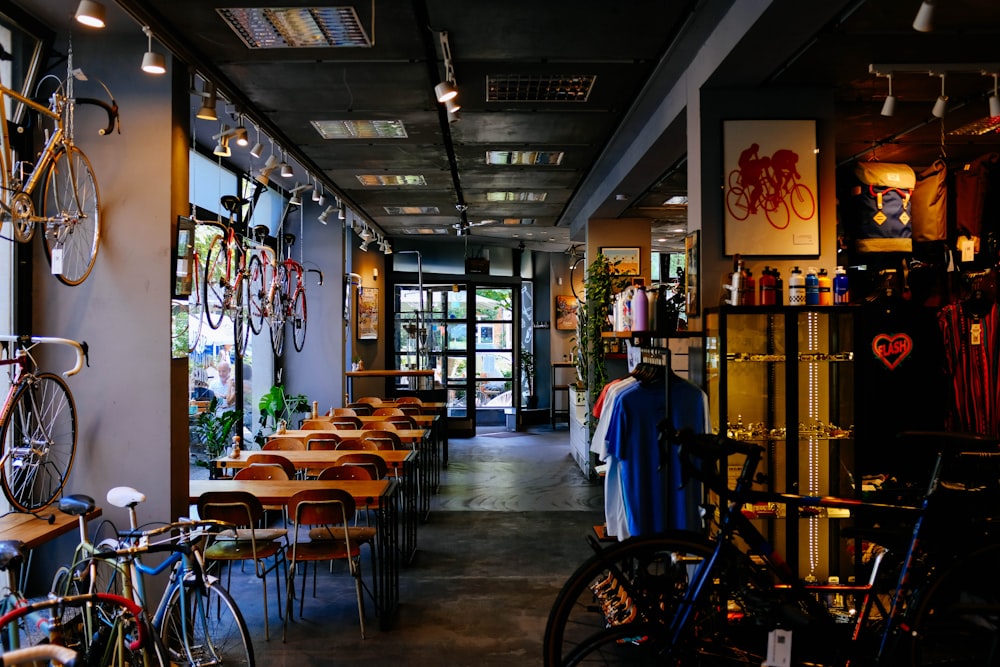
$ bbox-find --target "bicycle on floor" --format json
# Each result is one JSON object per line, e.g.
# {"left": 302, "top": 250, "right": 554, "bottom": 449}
{"left": 0, "top": 44, "right": 118, "bottom": 285}
{"left": 0, "top": 335, "right": 86, "bottom": 515}
{"left": 544, "top": 428, "right": 1000, "bottom": 666}
{"left": 51, "top": 488, "right": 254, "bottom": 667}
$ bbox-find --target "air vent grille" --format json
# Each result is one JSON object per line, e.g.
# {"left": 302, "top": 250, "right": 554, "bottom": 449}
{"left": 486, "top": 74, "right": 595, "bottom": 102}
{"left": 218, "top": 7, "right": 371, "bottom": 49}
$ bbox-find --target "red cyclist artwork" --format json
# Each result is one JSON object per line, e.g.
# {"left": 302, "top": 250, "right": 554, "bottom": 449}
{"left": 726, "top": 142, "right": 816, "bottom": 230}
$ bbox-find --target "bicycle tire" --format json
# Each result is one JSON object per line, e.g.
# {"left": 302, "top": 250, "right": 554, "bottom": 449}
{"left": 42, "top": 145, "right": 100, "bottom": 286}
{"left": 234, "top": 272, "right": 250, "bottom": 359}
{"left": 160, "top": 578, "right": 254, "bottom": 667}
{"left": 290, "top": 286, "right": 307, "bottom": 352}
{"left": 788, "top": 182, "right": 816, "bottom": 221}
{"left": 543, "top": 532, "right": 715, "bottom": 666}
{"left": 203, "top": 233, "right": 229, "bottom": 330}
{"left": 269, "top": 305, "right": 285, "bottom": 357}
{"left": 0, "top": 372, "right": 77, "bottom": 513}
{"left": 246, "top": 254, "right": 266, "bottom": 336}
{"left": 725, "top": 186, "right": 750, "bottom": 221}
{"left": 187, "top": 256, "right": 205, "bottom": 355}
{"left": 903, "top": 543, "right": 1000, "bottom": 666}
{"left": 764, "top": 197, "right": 790, "bottom": 230}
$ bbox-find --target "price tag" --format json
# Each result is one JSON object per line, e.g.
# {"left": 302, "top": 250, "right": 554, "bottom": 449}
{"left": 961, "top": 237, "right": 976, "bottom": 263}
{"left": 971, "top": 322, "right": 982, "bottom": 346}
{"left": 50, "top": 247, "right": 63, "bottom": 275}
{"left": 764, "top": 628, "right": 792, "bottom": 666}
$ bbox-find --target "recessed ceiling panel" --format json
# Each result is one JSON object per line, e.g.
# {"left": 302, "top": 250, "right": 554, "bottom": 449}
{"left": 217, "top": 7, "right": 372, "bottom": 48}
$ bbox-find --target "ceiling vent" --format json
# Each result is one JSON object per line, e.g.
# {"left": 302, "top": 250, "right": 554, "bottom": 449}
{"left": 217, "top": 7, "right": 372, "bottom": 49}
{"left": 311, "top": 119, "right": 407, "bottom": 139}
{"left": 486, "top": 74, "right": 595, "bottom": 102}
{"left": 384, "top": 206, "right": 440, "bottom": 215}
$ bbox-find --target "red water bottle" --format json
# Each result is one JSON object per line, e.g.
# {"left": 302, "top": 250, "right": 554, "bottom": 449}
{"left": 759, "top": 267, "right": 776, "bottom": 305}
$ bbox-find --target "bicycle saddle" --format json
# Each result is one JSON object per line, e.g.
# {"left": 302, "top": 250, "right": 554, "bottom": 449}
{"left": 0, "top": 541, "right": 24, "bottom": 572}
{"left": 220, "top": 194, "right": 248, "bottom": 214}
{"left": 107, "top": 486, "right": 145, "bottom": 509}
{"left": 57, "top": 493, "right": 96, "bottom": 516}
{"left": 251, "top": 224, "right": 270, "bottom": 239}
{"left": 283, "top": 233, "right": 296, "bottom": 246}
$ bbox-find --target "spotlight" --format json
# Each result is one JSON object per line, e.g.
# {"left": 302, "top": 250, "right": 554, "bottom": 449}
{"left": 360, "top": 226, "right": 373, "bottom": 241}
{"left": 434, "top": 81, "right": 458, "bottom": 103}
{"left": 249, "top": 142, "right": 263, "bottom": 158}
{"left": 445, "top": 97, "right": 461, "bottom": 114}
{"left": 196, "top": 80, "right": 217, "bottom": 121}
{"left": 280, "top": 153, "right": 293, "bottom": 178}
{"left": 75, "top": 0, "right": 106, "bottom": 28}
{"left": 383, "top": 242, "right": 392, "bottom": 255}
{"left": 312, "top": 183, "right": 322, "bottom": 202}
{"left": 213, "top": 124, "right": 231, "bottom": 157}
{"left": 880, "top": 74, "right": 896, "bottom": 117}
{"left": 338, "top": 205, "right": 346, "bottom": 221}
{"left": 931, "top": 74, "right": 947, "bottom": 118}
{"left": 318, "top": 205, "right": 336, "bottom": 224}
{"left": 359, "top": 240, "right": 371, "bottom": 252}
{"left": 290, "top": 192, "right": 302, "bottom": 206}
{"left": 233, "top": 125, "right": 249, "bottom": 147}
{"left": 913, "top": 1, "right": 934, "bottom": 32}
{"left": 140, "top": 27, "right": 166, "bottom": 74}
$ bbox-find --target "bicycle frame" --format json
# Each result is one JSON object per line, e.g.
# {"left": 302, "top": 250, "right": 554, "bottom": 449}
{"left": 0, "top": 81, "right": 67, "bottom": 208}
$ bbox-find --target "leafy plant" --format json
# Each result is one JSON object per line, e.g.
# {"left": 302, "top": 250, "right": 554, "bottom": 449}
{"left": 579, "top": 253, "right": 630, "bottom": 405}
{"left": 520, "top": 350, "right": 536, "bottom": 398}
{"left": 190, "top": 397, "right": 239, "bottom": 468}
{"left": 257, "top": 384, "right": 310, "bottom": 434}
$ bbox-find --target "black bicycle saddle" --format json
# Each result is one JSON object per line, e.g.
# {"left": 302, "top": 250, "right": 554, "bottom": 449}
{"left": 220, "top": 195, "right": 248, "bottom": 214}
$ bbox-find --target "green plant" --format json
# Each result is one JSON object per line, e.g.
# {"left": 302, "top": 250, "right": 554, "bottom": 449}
{"left": 579, "top": 253, "right": 630, "bottom": 405}
{"left": 257, "top": 384, "right": 310, "bottom": 435}
{"left": 190, "top": 397, "right": 239, "bottom": 468}
{"left": 520, "top": 350, "right": 536, "bottom": 397}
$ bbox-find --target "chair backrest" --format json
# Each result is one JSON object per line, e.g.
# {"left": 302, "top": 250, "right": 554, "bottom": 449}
{"left": 288, "top": 489, "right": 355, "bottom": 530}
{"left": 317, "top": 466, "right": 373, "bottom": 481}
{"left": 244, "top": 453, "right": 296, "bottom": 479}
{"left": 301, "top": 418, "right": 333, "bottom": 430}
{"left": 397, "top": 405, "right": 422, "bottom": 416}
{"left": 393, "top": 396, "right": 422, "bottom": 405}
{"left": 362, "top": 421, "right": 397, "bottom": 431}
{"left": 330, "top": 416, "right": 363, "bottom": 430}
{"left": 335, "top": 438, "right": 379, "bottom": 451}
{"left": 306, "top": 437, "right": 341, "bottom": 451}
{"left": 384, "top": 415, "right": 417, "bottom": 428}
{"left": 372, "top": 407, "right": 404, "bottom": 416}
{"left": 197, "top": 490, "right": 264, "bottom": 528}
{"left": 331, "top": 407, "right": 358, "bottom": 417}
{"left": 334, "top": 453, "right": 389, "bottom": 480}
{"left": 263, "top": 437, "right": 306, "bottom": 451}
{"left": 234, "top": 463, "right": 291, "bottom": 481}
{"left": 360, "top": 430, "right": 402, "bottom": 451}
{"left": 356, "top": 396, "right": 383, "bottom": 406}
{"left": 346, "top": 403, "right": 374, "bottom": 416}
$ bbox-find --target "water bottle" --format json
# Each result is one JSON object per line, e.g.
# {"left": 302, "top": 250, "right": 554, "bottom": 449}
{"left": 788, "top": 267, "right": 805, "bottom": 305}
{"left": 759, "top": 267, "right": 776, "bottom": 306}
{"left": 818, "top": 268, "right": 833, "bottom": 306}
{"left": 741, "top": 270, "right": 756, "bottom": 306}
{"left": 805, "top": 267, "right": 820, "bottom": 306}
{"left": 774, "top": 268, "right": 784, "bottom": 304}
{"left": 632, "top": 286, "right": 648, "bottom": 332}
{"left": 834, "top": 266, "right": 850, "bottom": 304}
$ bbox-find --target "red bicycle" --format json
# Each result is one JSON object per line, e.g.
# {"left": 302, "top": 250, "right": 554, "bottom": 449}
{"left": 202, "top": 195, "right": 250, "bottom": 357}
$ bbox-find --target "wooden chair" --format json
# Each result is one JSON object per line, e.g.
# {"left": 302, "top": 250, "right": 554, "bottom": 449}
{"left": 330, "top": 416, "right": 363, "bottom": 430}
{"left": 234, "top": 459, "right": 294, "bottom": 523}
{"left": 346, "top": 403, "right": 374, "bottom": 416}
{"left": 264, "top": 437, "right": 306, "bottom": 451}
{"left": 397, "top": 404, "right": 422, "bottom": 416}
{"left": 355, "top": 396, "right": 383, "bottom": 406}
{"left": 300, "top": 418, "right": 333, "bottom": 430}
{"left": 383, "top": 415, "right": 417, "bottom": 429}
{"left": 372, "top": 407, "right": 404, "bottom": 417}
{"left": 361, "top": 421, "right": 398, "bottom": 431}
{"left": 317, "top": 466, "right": 372, "bottom": 481}
{"left": 334, "top": 453, "right": 389, "bottom": 481}
{"left": 330, "top": 407, "right": 358, "bottom": 417}
{"left": 284, "top": 489, "right": 370, "bottom": 641}
{"left": 243, "top": 453, "right": 296, "bottom": 480}
{"left": 360, "top": 430, "right": 403, "bottom": 451}
{"left": 197, "top": 491, "right": 286, "bottom": 640}
{"left": 393, "top": 396, "right": 422, "bottom": 406}
{"left": 304, "top": 437, "right": 342, "bottom": 478}
{"left": 335, "top": 438, "right": 379, "bottom": 452}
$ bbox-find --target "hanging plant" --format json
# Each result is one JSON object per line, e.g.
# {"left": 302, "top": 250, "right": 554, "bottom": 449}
{"left": 578, "top": 253, "right": 630, "bottom": 405}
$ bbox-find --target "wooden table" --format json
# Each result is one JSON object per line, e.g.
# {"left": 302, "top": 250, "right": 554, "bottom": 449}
{"left": 345, "top": 369, "right": 435, "bottom": 403}
{"left": 0, "top": 507, "right": 102, "bottom": 589}
{"left": 213, "top": 450, "right": 418, "bottom": 561}
{"left": 190, "top": 479, "right": 400, "bottom": 629}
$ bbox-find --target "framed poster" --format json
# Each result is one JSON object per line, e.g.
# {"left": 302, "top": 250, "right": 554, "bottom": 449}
{"left": 358, "top": 287, "right": 379, "bottom": 339}
{"left": 684, "top": 231, "right": 700, "bottom": 317}
{"left": 173, "top": 216, "right": 195, "bottom": 299}
{"left": 600, "top": 247, "right": 640, "bottom": 275}
{"left": 555, "top": 295, "right": 579, "bottom": 331}
{"left": 723, "top": 119, "right": 818, "bottom": 256}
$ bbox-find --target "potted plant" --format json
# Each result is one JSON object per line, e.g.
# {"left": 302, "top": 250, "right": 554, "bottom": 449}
{"left": 255, "top": 384, "right": 310, "bottom": 445}
{"left": 578, "top": 253, "right": 630, "bottom": 405}
{"left": 190, "top": 397, "right": 239, "bottom": 473}
{"left": 520, "top": 350, "right": 538, "bottom": 409}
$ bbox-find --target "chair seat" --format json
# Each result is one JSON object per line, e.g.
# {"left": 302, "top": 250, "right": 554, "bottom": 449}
{"left": 291, "top": 540, "right": 359, "bottom": 561}
{"left": 206, "top": 539, "right": 284, "bottom": 561}
{"left": 217, "top": 527, "right": 288, "bottom": 542}
{"left": 308, "top": 526, "right": 376, "bottom": 542}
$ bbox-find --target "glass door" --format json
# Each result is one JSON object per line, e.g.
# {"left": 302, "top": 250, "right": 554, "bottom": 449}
{"left": 473, "top": 287, "right": 514, "bottom": 419}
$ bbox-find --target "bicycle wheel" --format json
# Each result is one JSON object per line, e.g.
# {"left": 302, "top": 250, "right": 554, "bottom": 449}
{"left": 188, "top": 256, "right": 205, "bottom": 354}
{"left": 0, "top": 372, "right": 77, "bottom": 513}
{"left": 269, "top": 301, "right": 286, "bottom": 357}
{"left": 725, "top": 186, "right": 750, "bottom": 221}
{"left": 904, "top": 543, "right": 1000, "bottom": 666}
{"left": 203, "top": 234, "right": 229, "bottom": 330}
{"left": 764, "top": 196, "right": 790, "bottom": 230}
{"left": 233, "top": 273, "right": 249, "bottom": 359}
{"left": 246, "top": 254, "right": 266, "bottom": 336}
{"left": 161, "top": 578, "right": 254, "bottom": 667}
{"left": 544, "top": 532, "right": 716, "bottom": 666}
{"left": 290, "top": 286, "right": 307, "bottom": 352}
{"left": 42, "top": 145, "right": 101, "bottom": 286}
{"left": 788, "top": 182, "right": 816, "bottom": 221}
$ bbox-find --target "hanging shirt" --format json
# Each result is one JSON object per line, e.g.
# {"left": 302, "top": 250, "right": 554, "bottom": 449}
{"left": 938, "top": 301, "right": 1000, "bottom": 437}
{"left": 590, "top": 377, "right": 637, "bottom": 540}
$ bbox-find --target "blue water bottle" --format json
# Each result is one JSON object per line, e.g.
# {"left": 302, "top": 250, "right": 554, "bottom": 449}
{"left": 834, "top": 266, "right": 850, "bottom": 304}
{"left": 805, "top": 267, "right": 819, "bottom": 306}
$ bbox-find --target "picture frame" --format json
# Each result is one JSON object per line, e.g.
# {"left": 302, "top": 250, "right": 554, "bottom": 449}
{"left": 600, "top": 246, "right": 640, "bottom": 276}
{"left": 555, "top": 295, "right": 579, "bottom": 331}
{"left": 358, "top": 287, "right": 379, "bottom": 340}
{"left": 722, "top": 119, "right": 819, "bottom": 256}
{"left": 173, "top": 216, "right": 195, "bottom": 299}
{"left": 684, "top": 230, "right": 700, "bottom": 317}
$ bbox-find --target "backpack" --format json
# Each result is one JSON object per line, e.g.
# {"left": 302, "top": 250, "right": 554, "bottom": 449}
{"left": 848, "top": 162, "right": 915, "bottom": 253}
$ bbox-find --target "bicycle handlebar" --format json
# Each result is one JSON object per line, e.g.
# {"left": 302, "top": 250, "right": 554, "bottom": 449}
{"left": 2, "top": 644, "right": 77, "bottom": 666}
{"left": 0, "top": 592, "right": 149, "bottom": 652}
{"left": 0, "top": 335, "right": 87, "bottom": 377}
{"left": 116, "top": 518, "right": 230, "bottom": 542}
{"left": 75, "top": 96, "right": 119, "bottom": 136}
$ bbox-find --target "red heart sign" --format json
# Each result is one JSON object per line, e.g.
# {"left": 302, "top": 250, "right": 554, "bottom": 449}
{"left": 871, "top": 333, "right": 913, "bottom": 370}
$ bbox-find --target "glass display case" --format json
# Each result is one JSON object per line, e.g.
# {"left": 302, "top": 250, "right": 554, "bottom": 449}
{"left": 705, "top": 306, "right": 856, "bottom": 582}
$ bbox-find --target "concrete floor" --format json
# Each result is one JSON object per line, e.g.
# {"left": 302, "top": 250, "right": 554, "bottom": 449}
{"left": 215, "top": 426, "right": 605, "bottom": 666}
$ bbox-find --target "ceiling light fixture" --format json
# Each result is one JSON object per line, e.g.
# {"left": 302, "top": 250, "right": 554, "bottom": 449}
{"left": 279, "top": 152, "right": 293, "bottom": 178}
{"left": 435, "top": 31, "right": 459, "bottom": 104}
{"left": 318, "top": 204, "right": 336, "bottom": 224}
{"left": 434, "top": 81, "right": 457, "bottom": 103}
{"left": 445, "top": 97, "right": 461, "bottom": 114}
{"left": 383, "top": 242, "right": 392, "bottom": 255}
{"left": 249, "top": 125, "right": 264, "bottom": 158}
{"left": 233, "top": 120, "right": 249, "bottom": 147}
{"left": 359, "top": 239, "right": 371, "bottom": 252}
{"left": 312, "top": 178, "right": 322, "bottom": 202}
{"left": 913, "top": 1, "right": 934, "bottom": 32}
{"left": 75, "top": 0, "right": 106, "bottom": 28}
{"left": 213, "top": 123, "right": 231, "bottom": 157}
{"left": 140, "top": 26, "right": 166, "bottom": 74}
{"left": 359, "top": 226, "right": 373, "bottom": 241}
{"left": 195, "top": 80, "right": 217, "bottom": 121}
{"left": 931, "top": 73, "right": 947, "bottom": 118}
{"left": 880, "top": 73, "right": 896, "bottom": 117}
{"left": 338, "top": 204, "right": 346, "bottom": 220}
